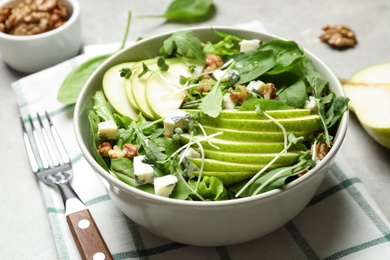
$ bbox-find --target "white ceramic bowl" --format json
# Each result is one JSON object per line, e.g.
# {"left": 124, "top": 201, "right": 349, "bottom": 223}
{"left": 74, "top": 27, "right": 348, "bottom": 247}
{"left": 0, "top": 0, "right": 81, "bottom": 73}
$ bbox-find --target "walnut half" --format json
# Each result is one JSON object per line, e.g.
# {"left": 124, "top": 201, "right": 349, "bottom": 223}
{"left": 0, "top": 0, "right": 68, "bottom": 35}
{"left": 319, "top": 24, "right": 358, "bottom": 49}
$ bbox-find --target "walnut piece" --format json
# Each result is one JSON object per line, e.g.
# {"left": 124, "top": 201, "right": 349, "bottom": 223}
{"left": 123, "top": 144, "right": 138, "bottom": 159}
{"left": 98, "top": 141, "right": 112, "bottom": 157}
{"left": 204, "top": 54, "right": 224, "bottom": 71}
{"left": 259, "top": 83, "right": 278, "bottom": 99}
{"left": 319, "top": 24, "right": 357, "bottom": 49}
{"left": 230, "top": 85, "right": 249, "bottom": 104}
{"left": 0, "top": 0, "right": 68, "bottom": 35}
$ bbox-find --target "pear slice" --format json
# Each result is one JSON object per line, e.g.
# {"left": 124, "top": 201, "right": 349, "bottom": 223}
{"left": 191, "top": 171, "right": 256, "bottom": 187}
{"left": 190, "top": 158, "right": 282, "bottom": 172}
{"left": 180, "top": 134, "right": 285, "bottom": 153}
{"left": 198, "top": 115, "right": 322, "bottom": 132}
{"left": 343, "top": 62, "right": 390, "bottom": 149}
{"left": 186, "top": 108, "right": 312, "bottom": 120}
{"left": 130, "top": 60, "right": 159, "bottom": 120}
{"left": 202, "top": 150, "right": 300, "bottom": 164}
{"left": 102, "top": 62, "right": 138, "bottom": 119}
{"left": 198, "top": 125, "right": 310, "bottom": 142}
{"left": 145, "top": 59, "right": 203, "bottom": 119}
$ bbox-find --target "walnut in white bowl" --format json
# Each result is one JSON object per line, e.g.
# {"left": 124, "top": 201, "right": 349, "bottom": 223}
{"left": 0, "top": 0, "right": 81, "bottom": 73}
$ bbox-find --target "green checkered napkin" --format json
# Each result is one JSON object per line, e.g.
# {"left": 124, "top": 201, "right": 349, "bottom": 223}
{"left": 13, "top": 34, "right": 390, "bottom": 260}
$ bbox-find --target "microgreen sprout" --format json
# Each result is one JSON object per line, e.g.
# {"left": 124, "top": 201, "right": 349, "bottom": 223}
{"left": 251, "top": 155, "right": 310, "bottom": 196}
{"left": 235, "top": 132, "right": 304, "bottom": 197}
{"left": 157, "top": 57, "right": 170, "bottom": 72}
{"left": 119, "top": 67, "right": 132, "bottom": 79}
{"left": 255, "top": 104, "right": 287, "bottom": 151}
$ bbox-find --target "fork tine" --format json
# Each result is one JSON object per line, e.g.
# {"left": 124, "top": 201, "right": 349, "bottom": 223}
{"left": 29, "top": 114, "right": 50, "bottom": 170}
{"left": 45, "top": 111, "right": 71, "bottom": 165}
{"left": 20, "top": 116, "right": 40, "bottom": 173}
{"left": 37, "top": 113, "right": 60, "bottom": 167}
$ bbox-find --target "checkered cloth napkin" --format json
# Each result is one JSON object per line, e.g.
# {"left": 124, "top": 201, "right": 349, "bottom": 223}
{"left": 12, "top": 22, "right": 390, "bottom": 260}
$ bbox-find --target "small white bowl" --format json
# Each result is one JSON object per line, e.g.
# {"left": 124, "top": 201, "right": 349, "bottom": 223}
{"left": 74, "top": 27, "right": 349, "bottom": 246}
{"left": 0, "top": 0, "right": 81, "bottom": 73}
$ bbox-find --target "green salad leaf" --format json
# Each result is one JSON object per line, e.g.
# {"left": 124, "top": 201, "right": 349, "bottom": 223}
{"left": 231, "top": 49, "right": 275, "bottom": 84}
{"left": 57, "top": 11, "right": 132, "bottom": 105}
{"left": 203, "top": 30, "right": 243, "bottom": 56}
{"left": 139, "top": 0, "right": 213, "bottom": 21}
{"left": 160, "top": 30, "right": 206, "bottom": 62}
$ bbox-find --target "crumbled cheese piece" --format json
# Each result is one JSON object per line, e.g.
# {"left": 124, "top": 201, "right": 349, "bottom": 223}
{"left": 182, "top": 148, "right": 200, "bottom": 179}
{"left": 163, "top": 110, "right": 192, "bottom": 136}
{"left": 212, "top": 69, "right": 240, "bottom": 84}
{"left": 154, "top": 175, "right": 178, "bottom": 197}
{"left": 304, "top": 96, "right": 318, "bottom": 114}
{"left": 97, "top": 121, "right": 118, "bottom": 140}
{"left": 222, "top": 93, "right": 237, "bottom": 109}
{"left": 133, "top": 156, "right": 155, "bottom": 186}
{"left": 108, "top": 145, "right": 125, "bottom": 158}
{"left": 246, "top": 80, "right": 265, "bottom": 93}
{"left": 239, "top": 39, "right": 261, "bottom": 52}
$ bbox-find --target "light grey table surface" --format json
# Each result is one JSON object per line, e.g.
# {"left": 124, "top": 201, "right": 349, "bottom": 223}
{"left": 1, "top": 0, "right": 389, "bottom": 259}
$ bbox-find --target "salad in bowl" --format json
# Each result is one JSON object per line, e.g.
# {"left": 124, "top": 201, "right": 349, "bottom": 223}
{"left": 74, "top": 27, "right": 348, "bottom": 246}
{"left": 88, "top": 29, "right": 348, "bottom": 201}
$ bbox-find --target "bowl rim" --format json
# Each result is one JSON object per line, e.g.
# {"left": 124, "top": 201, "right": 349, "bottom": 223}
{"left": 0, "top": 0, "right": 80, "bottom": 40}
{"left": 74, "top": 25, "right": 349, "bottom": 207}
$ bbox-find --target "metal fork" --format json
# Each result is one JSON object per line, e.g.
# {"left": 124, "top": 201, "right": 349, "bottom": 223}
{"left": 20, "top": 111, "right": 112, "bottom": 260}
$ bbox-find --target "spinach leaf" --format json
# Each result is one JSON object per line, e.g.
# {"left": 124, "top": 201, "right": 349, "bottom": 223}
{"left": 160, "top": 30, "right": 206, "bottom": 63}
{"left": 277, "top": 77, "right": 307, "bottom": 108}
{"left": 57, "top": 11, "right": 132, "bottom": 105}
{"left": 139, "top": 0, "right": 213, "bottom": 21}
{"left": 230, "top": 49, "right": 275, "bottom": 84}
{"left": 111, "top": 158, "right": 134, "bottom": 178}
{"left": 171, "top": 177, "right": 191, "bottom": 200}
{"left": 57, "top": 54, "right": 111, "bottom": 105}
{"left": 259, "top": 39, "right": 305, "bottom": 75}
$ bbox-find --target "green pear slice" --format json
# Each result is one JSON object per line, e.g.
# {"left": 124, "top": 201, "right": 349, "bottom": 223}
{"left": 145, "top": 59, "right": 203, "bottom": 119}
{"left": 198, "top": 125, "right": 310, "bottom": 142}
{"left": 202, "top": 150, "right": 300, "bottom": 164}
{"left": 343, "top": 62, "right": 390, "bottom": 148}
{"left": 102, "top": 62, "right": 138, "bottom": 119}
{"left": 198, "top": 115, "right": 322, "bottom": 132}
{"left": 190, "top": 158, "right": 282, "bottom": 172}
{"left": 130, "top": 60, "right": 159, "bottom": 119}
{"left": 186, "top": 108, "right": 312, "bottom": 120}
{"left": 192, "top": 171, "right": 256, "bottom": 186}
{"left": 180, "top": 134, "right": 285, "bottom": 153}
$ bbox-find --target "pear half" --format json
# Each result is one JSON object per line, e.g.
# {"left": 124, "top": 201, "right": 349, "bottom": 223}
{"left": 343, "top": 62, "right": 390, "bottom": 149}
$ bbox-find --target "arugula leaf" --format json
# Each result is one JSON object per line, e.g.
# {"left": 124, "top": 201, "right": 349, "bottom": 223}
{"left": 57, "top": 11, "right": 132, "bottom": 105}
{"left": 139, "top": 0, "right": 213, "bottom": 21}
{"left": 230, "top": 49, "right": 275, "bottom": 84}
{"left": 198, "top": 78, "right": 223, "bottom": 117}
{"left": 160, "top": 30, "right": 206, "bottom": 63}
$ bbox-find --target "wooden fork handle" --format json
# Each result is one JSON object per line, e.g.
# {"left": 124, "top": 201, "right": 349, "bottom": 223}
{"left": 66, "top": 209, "right": 113, "bottom": 260}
